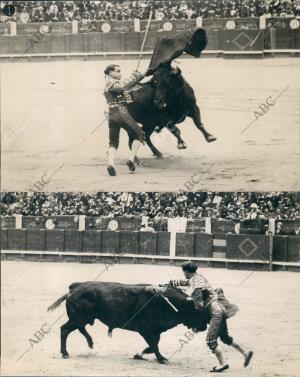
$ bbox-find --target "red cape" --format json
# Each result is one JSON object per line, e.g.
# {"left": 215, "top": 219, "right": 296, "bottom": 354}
{"left": 149, "top": 27, "right": 207, "bottom": 71}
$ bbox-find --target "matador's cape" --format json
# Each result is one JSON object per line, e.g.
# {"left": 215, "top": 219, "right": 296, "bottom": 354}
{"left": 149, "top": 27, "right": 207, "bottom": 71}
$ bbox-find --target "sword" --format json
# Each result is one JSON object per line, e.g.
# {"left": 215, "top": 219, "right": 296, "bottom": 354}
{"left": 154, "top": 289, "right": 179, "bottom": 312}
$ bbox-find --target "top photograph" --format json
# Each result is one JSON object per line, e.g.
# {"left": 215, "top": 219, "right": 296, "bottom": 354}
{"left": 1, "top": 0, "right": 299, "bottom": 192}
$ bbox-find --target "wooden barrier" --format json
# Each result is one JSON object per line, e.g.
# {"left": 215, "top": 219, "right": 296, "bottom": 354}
{"left": 226, "top": 234, "right": 270, "bottom": 260}
{"left": 82, "top": 230, "right": 102, "bottom": 252}
{"left": 45, "top": 230, "right": 65, "bottom": 251}
{"left": 26, "top": 229, "right": 45, "bottom": 251}
{"left": 7, "top": 229, "right": 26, "bottom": 249}
{"left": 119, "top": 231, "right": 139, "bottom": 254}
{"left": 1, "top": 27, "right": 299, "bottom": 57}
{"left": 194, "top": 233, "right": 213, "bottom": 258}
{"left": 287, "top": 236, "right": 300, "bottom": 262}
{"left": 138, "top": 232, "right": 157, "bottom": 255}
{"left": 1, "top": 228, "right": 299, "bottom": 265}
{"left": 64, "top": 229, "right": 83, "bottom": 251}
{"left": 1, "top": 228, "right": 8, "bottom": 249}
{"left": 101, "top": 231, "right": 119, "bottom": 253}
{"left": 176, "top": 233, "right": 194, "bottom": 257}
{"left": 273, "top": 235, "right": 288, "bottom": 261}
{"left": 212, "top": 233, "right": 227, "bottom": 258}
{"left": 157, "top": 232, "right": 170, "bottom": 256}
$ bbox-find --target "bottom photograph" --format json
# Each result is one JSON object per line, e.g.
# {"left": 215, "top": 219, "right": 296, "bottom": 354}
{"left": 1, "top": 191, "right": 300, "bottom": 377}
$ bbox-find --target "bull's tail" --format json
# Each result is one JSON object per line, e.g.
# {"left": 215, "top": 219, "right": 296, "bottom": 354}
{"left": 47, "top": 282, "right": 82, "bottom": 312}
{"left": 47, "top": 293, "right": 68, "bottom": 312}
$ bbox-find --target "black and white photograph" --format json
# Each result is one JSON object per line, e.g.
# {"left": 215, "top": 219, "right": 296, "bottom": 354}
{"left": 1, "top": 1, "right": 300, "bottom": 377}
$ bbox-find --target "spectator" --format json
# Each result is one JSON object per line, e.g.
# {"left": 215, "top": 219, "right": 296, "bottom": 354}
{"left": 19, "top": 7, "right": 30, "bottom": 23}
{"left": 1, "top": 192, "right": 299, "bottom": 220}
{"left": 1, "top": 0, "right": 299, "bottom": 23}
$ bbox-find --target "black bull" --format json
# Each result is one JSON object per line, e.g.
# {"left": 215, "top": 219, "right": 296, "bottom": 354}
{"left": 122, "top": 65, "right": 216, "bottom": 158}
{"left": 48, "top": 281, "right": 210, "bottom": 363}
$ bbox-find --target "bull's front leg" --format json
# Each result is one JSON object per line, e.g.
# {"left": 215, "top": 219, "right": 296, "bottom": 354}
{"left": 167, "top": 123, "right": 187, "bottom": 149}
{"left": 145, "top": 133, "right": 163, "bottom": 159}
{"left": 141, "top": 333, "right": 168, "bottom": 364}
{"left": 133, "top": 346, "right": 153, "bottom": 360}
{"left": 190, "top": 105, "right": 217, "bottom": 143}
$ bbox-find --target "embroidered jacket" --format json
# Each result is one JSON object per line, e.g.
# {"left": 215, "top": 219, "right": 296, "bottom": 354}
{"left": 104, "top": 71, "right": 144, "bottom": 108}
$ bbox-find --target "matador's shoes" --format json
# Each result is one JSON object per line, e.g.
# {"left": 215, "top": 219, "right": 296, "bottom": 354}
{"left": 210, "top": 364, "right": 229, "bottom": 373}
{"left": 206, "top": 134, "right": 217, "bottom": 143}
{"left": 107, "top": 165, "right": 116, "bottom": 176}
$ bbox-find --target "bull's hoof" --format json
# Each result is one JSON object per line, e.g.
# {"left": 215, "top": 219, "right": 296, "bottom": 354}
{"left": 158, "top": 357, "right": 169, "bottom": 364}
{"left": 87, "top": 340, "right": 93, "bottom": 349}
{"left": 134, "top": 156, "right": 140, "bottom": 165}
{"left": 177, "top": 142, "right": 187, "bottom": 149}
{"left": 107, "top": 165, "right": 116, "bottom": 176}
{"left": 133, "top": 353, "right": 144, "bottom": 360}
{"left": 206, "top": 135, "right": 217, "bottom": 143}
{"left": 154, "top": 153, "right": 163, "bottom": 159}
{"left": 62, "top": 353, "right": 69, "bottom": 359}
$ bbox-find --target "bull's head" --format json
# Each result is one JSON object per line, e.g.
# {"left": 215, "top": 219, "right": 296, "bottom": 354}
{"left": 152, "top": 65, "right": 182, "bottom": 109}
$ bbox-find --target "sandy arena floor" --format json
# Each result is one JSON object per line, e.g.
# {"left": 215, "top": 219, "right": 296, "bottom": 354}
{"left": 1, "top": 260, "right": 300, "bottom": 376}
{"left": 1, "top": 58, "right": 299, "bottom": 192}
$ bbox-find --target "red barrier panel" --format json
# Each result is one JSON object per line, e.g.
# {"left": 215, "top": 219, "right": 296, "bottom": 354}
{"left": 82, "top": 230, "right": 102, "bottom": 252}
{"left": 138, "top": 232, "right": 157, "bottom": 255}
{"left": 287, "top": 236, "right": 300, "bottom": 262}
{"left": 45, "top": 230, "right": 65, "bottom": 251}
{"left": 1, "top": 216, "right": 15, "bottom": 229}
{"left": 26, "top": 229, "right": 45, "bottom": 251}
{"left": 119, "top": 231, "right": 138, "bottom": 254}
{"left": 226, "top": 235, "right": 270, "bottom": 260}
{"left": 1, "top": 228, "right": 8, "bottom": 249}
{"left": 194, "top": 233, "right": 213, "bottom": 258}
{"left": 64, "top": 230, "right": 83, "bottom": 252}
{"left": 273, "top": 236, "right": 288, "bottom": 261}
{"left": 7, "top": 229, "right": 26, "bottom": 250}
{"left": 101, "top": 231, "right": 120, "bottom": 253}
{"left": 157, "top": 232, "right": 170, "bottom": 256}
{"left": 176, "top": 233, "right": 195, "bottom": 257}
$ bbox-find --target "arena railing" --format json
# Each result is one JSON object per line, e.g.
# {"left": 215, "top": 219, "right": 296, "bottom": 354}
{"left": 1, "top": 215, "right": 299, "bottom": 270}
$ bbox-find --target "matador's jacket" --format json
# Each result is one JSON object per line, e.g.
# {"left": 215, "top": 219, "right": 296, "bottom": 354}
{"left": 169, "top": 273, "right": 239, "bottom": 352}
{"left": 104, "top": 71, "right": 144, "bottom": 109}
{"left": 169, "top": 273, "right": 218, "bottom": 310}
{"left": 169, "top": 273, "right": 238, "bottom": 316}
{"left": 103, "top": 71, "right": 145, "bottom": 143}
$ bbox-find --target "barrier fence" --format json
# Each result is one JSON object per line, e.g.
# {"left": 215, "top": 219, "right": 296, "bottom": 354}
{"left": 0, "top": 19, "right": 299, "bottom": 58}
{"left": 1, "top": 215, "right": 299, "bottom": 235}
{"left": 1, "top": 216, "right": 299, "bottom": 268}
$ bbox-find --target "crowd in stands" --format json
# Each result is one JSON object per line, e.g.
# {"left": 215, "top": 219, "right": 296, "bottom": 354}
{"left": 1, "top": 0, "right": 300, "bottom": 23}
{"left": 1, "top": 192, "right": 299, "bottom": 220}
